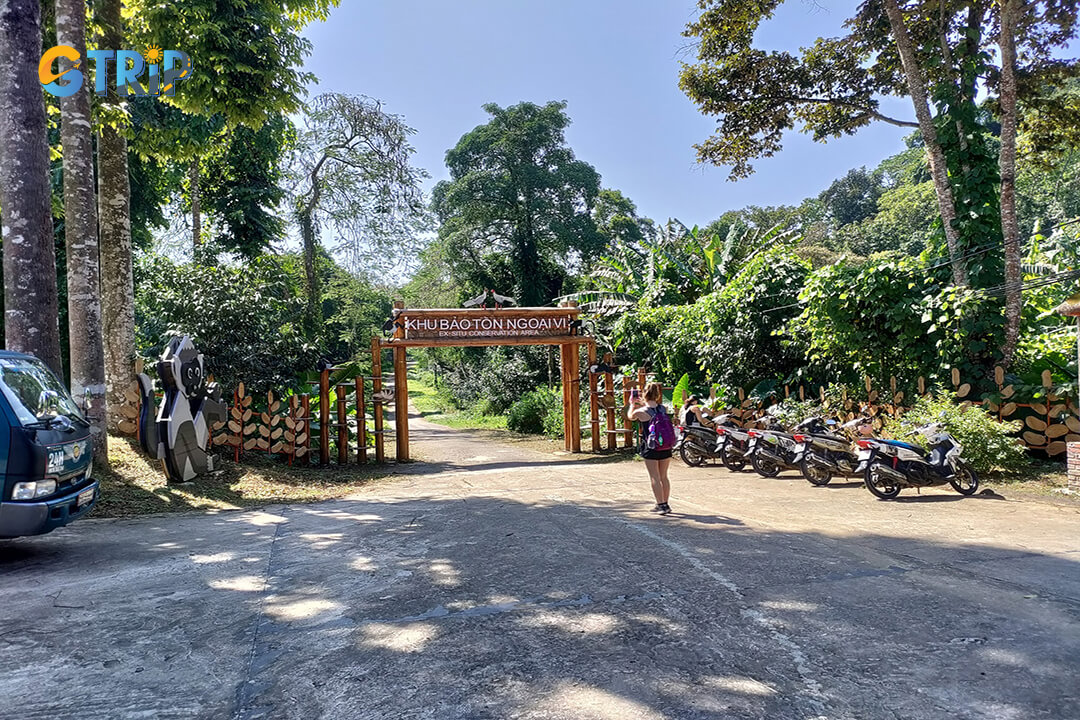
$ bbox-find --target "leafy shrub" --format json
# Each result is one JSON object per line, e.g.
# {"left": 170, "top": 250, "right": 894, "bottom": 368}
{"left": 888, "top": 395, "right": 1028, "bottom": 476}
{"left": 507, "top": 386, "right": 562, "bottom": 435}
{"left": 766, "top": 398, "right": 821, "bottom": 428}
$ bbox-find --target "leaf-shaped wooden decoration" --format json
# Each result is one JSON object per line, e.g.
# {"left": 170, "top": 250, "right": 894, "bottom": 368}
{"left": 270, "top": 416, "right": 281, "bottom": 427}
{"left": 951, "top": 367, "right": 960, "bottom": 386}
{"left": 117, "top": 419, "right": 136, "bottom": 434}
{"left": 294, "top": 446, "right": 308, "bottom": 457}
{"left": 987, "top": 402, "right": 999, "bottom": 412}
{"left": 959, "top": 401, "right": 972, "bottom": 411}
{"left": 1066, "top": 416, "right": 1080, "bottom": 433}
{"left": 844, "top": 399, "right": 853, "bottom": 410}
{"left": 798, "top": 386, "right": 805, "bottom": 400}
{"left": 231, "top": 407, "right": 242, "bottom": 420}
{"left": 1031, "top": 403, "right": 1048, "bottom": 416}
{"left": 270, "top": 428, "right": 283, "bottom": 439}
{"left": 284, "top": 431, "right": 295, "bottom": 443}
{"left": 1046, "top": 424, "right": 1069, "bottom": 439}
{"left": 868, "top": 390, "right": 879, "bottom": 402}
{"left": 285, "top": 417, "right": 296, "bottom": 430}
{"left": 270, "top": 402, "right": 281, "bottom": 414}
{"left": 267, "top": 390, "right": 275, "bottom": 406}
{"left": 119, "top": 404, "right": 139, "bottom": 419}
{"left": 1067, "top": 433, "right": 1080, "bottom": 443}
{"left": 270, "top": 442, "right": 284, "bottom": 454}
{"left": 228, "top": 420, "right": 242, "bottom": 433}
{"left": 295, "top": 433, "right": 308, "bottom": 445}
{"left": 868, "top": 405, "right": 879, "bottom": 416}
{"left": 1022, "top": 431, "right": 1046, "bottom": 446}
{"left": 1001, "top": 385, "right": 1014, "bottom": 398}
{"left": 889, "top": 376, "right": 897, "bottom": 393}
{"left": 258, "top": 426, "right": 270, "bottom": 438}
{"left": 260, "top": 412, "right": 271, "bottom": 425}
{"left": 227, "top": 436, "right": 241, "bottom": 447}
{"left": 256, "top": 438, "right": 269, "bottom": 450}
{"left": 956, "top": 383, "right": 971, "bottom": 399}
{"left": 994, "top": 366, "right": 1004, "bottom": 386}
{"left": 242, "top": 395, "right": 252, "bottom": 408}
{"left": 1000, "top": 402, "right": 1017, "bottom": 417}
{"left": 1045, "top": 440, "right": 1067, "bottom": 455}
{"left": 237, "top": 382, "right": 245, "bottom": 398}
{"left": 918, "top": 377, "right": 926, "bottom": 395}
{"left": 243, "top": 423, "right": 258, "bottom": 434}
{"left": 738, "top": 387, "right": 745, "bottom": 401}
{"left": 124, "top": 387, "right": 139, "bottom": 404}
{"left": 212, "top": 420, "right": 226, "bottom": 431}
{"left": 1041, "top": 369, "right": 1053, "bottom": 388}
{"left": 242, "top": 409, "right": 253, "bottom": 422}
{"left": 893, "top": 392, "right": 904, "bottom": 405}
{"left": 1049, "top": 404, "right": 1066, "bottom": 417}
{"left": 213, "top": 434, "right": 229, "bottom": 446}
{"left": 1026, "top": 416, "right": 1047, "bottom": 432}
{"left": 243, "top": 437, "right": 258, "bottom": 450}
{"left": 295, "top": 407, "right": 307, "bottom": 419}
{"left": 864, "top": 376, "right": 872, "bottom": 393}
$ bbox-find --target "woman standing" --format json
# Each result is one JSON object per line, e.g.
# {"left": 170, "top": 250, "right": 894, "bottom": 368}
{"left": 627, "top": 381, "right": 674, "bottom": 515}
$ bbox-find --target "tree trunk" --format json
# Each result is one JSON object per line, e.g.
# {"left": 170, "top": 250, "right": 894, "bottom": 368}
{"left": 189, "top": 159, "right": 201, "bottom": 253}
{"left": 97, "top": 0, "right": 136, "bottom": 432}
{"left": 298, "top": 207, "right": 319, "bottom": 316}
{"left": 998, "top": 0, "right": 1022, "bottom": 368}
{"left": 0, "top": 0, "right": 62, "bottom": 372}
{"left": 883, "top": 0, "right": 968, "bottom": 287}
{"left": 56, "top": 0, "right": 107, "bottom": 462}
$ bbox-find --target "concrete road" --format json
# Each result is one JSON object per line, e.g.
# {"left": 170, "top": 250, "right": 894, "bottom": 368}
{"left": 1, "top": 414, "right": 1078, "bottom": 720}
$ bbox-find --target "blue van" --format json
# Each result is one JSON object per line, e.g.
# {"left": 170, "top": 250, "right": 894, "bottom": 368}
{"left": 0, "top": 351, "right": 98, "bottom": 538}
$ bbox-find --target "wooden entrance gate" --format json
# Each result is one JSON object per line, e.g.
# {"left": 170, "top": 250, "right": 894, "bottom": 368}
{"left": 375, "top": 301, "right": 594, "bottom": 461}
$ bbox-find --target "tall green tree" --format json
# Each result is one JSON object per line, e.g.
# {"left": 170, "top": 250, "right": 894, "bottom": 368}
{"left": 0, "top": 0, "right": 62, "bottom": 372}
{"left": 431, "top": 101, "right": 604, "bottom": 306}
{"left": 288, "top": 93, "right": 428, "bottom": 315}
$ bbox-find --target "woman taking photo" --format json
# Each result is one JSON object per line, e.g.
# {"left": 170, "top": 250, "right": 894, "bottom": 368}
{"left": 626, "top": 381, "right": 674, "bottom": 515}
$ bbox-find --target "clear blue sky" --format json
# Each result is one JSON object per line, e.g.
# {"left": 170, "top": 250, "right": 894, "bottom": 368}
{"left": 301, "top": 1, "right": 914, "bottom": 228}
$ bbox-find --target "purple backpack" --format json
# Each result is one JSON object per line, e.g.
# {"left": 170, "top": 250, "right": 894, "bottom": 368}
{"left": 645, "top": 406, "right": 676, "bottom": 451}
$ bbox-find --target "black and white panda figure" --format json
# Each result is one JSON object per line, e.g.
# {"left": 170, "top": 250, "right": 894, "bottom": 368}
{"left": 145, "top": 336, "right": 226, "bottom": 483}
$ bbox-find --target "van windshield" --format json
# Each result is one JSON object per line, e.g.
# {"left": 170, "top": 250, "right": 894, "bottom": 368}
{"left": 0, "top": 357, "right": 84, "bottom": 427}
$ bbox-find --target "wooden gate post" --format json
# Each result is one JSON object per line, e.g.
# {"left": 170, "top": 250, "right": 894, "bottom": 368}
{"left": 371, "top": 337, "right": 385, "bottom": 463}
{"left": 393, "top": 301, "right": 410, "bottom": 462}
{"left": 588, "top": 342, "right": 600, "bottom": 452}
{"left": 603, "top": 353, "right": 616, "bottom": 450}
{"left": 319, "top": 366, "right": 330, "bottom": 465}
{"left": 622, "top": 373, "right": 634, "bottom": 448}
{"left": 569, "top": 341, "right": 581, "bottom": 452}
{"left": 355, "top": 375, "right": 367, "bottom": 464}
{"left": 560, "top": 340, "right": 573, "bottom": 452}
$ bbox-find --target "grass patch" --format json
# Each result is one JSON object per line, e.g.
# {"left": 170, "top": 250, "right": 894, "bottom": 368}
{"left": 94, "top": 435, "right": 399, "bottom": 518}
{"left": 409, "top": 378, "right": 507, "bottom": 430}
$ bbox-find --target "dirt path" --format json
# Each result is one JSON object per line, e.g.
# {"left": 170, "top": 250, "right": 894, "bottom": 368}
{"left": 1, "top": 415, "right": 1078, "bottom": 719}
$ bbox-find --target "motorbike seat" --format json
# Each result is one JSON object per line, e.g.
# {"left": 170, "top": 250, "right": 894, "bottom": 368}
{"left": 878, "top": 438, "right": 925, "bottom": 454}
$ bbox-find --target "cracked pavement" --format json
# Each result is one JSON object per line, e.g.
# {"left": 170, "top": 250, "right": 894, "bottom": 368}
{"left": 1, "top": 413, "right": 1078, "bottom": 719}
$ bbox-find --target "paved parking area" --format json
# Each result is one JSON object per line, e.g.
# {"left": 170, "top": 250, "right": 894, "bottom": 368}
{"left": 1, "top": 416, "right": 1078, "bottom": 719}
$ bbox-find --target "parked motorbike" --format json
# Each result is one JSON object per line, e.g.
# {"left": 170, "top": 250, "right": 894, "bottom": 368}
{"left": 746, "top": 416, "right": 820, "bottom": 477}
{"left": 793, "top": 416, "right": 871, "bottom": 487}
{"left": 712, "top": 414, "right": 752, "bottom": 472}
{"left": 856, "top": 421, "right": 979, "bottom": 499}
{"left": 676, "top": 413, "right": 722, "bottom": 466}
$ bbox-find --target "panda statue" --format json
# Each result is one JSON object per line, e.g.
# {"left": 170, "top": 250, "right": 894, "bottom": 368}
{"left": 136, "top": 335, "right": 227, "bottom": 483}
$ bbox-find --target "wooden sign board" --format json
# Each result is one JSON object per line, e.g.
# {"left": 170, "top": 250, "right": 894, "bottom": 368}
{"left": 388, "top": 307, "right": 585, "bottom": 347}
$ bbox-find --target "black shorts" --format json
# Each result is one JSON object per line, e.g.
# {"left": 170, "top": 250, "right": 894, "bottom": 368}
{"left": 640, "top": 447, "right": 673, "bottom": 460}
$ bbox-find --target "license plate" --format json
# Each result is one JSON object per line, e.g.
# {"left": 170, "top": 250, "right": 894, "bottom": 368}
{"left": 77, "top": 488, "right": 94, "bottom": 507}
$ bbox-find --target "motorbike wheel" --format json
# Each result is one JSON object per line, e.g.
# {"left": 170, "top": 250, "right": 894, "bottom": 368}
{"left": 751, "top": 453, "right": 781, "bottom": 478}
{"left": 949, "top": 462, "right": 979, "bottom": 495}
{"left": 800, "top": 457, "right": 832, "bottom": 486}
{"left": 721, "top": 446, "right": 746, "bottom": 472}
{"left": 864, "top": 462, "right": 901, "bottom": 500}
{"left": 679, "top": 442, "right": 707, "bottom": 467}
